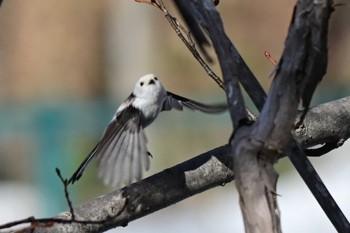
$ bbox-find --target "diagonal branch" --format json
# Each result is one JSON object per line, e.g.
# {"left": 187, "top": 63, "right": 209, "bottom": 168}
{"left": 193, "top": 0, "right": 248, "bottom": 127}
{"left": 191, "top": 1, "right": 267, "bottom": 112}
{"left": 287, "top": 143, "right": 350, "bottom": 232}
{"left": 173, "top": 0, "right": 214, "bottom": 63}
{"left": 136, "top": 0, "right": 225, "bottom": 90}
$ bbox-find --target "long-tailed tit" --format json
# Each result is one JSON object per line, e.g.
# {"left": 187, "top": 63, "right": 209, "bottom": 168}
{"left": 68, "top": 74, "right": 227, "bottom": 187}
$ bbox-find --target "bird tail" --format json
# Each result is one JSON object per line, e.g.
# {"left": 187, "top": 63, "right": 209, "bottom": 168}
{"left": 68, "top": 143, "right": 99, "bottom": 185}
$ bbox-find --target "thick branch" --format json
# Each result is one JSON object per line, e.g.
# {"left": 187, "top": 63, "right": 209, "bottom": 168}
{"left": 3, "top": 97, "right": 350, "bottom": 233}
{"left": 256, "top": 0, "right": 332, "bottom": 148}
{"left": 232, "top": 0, "right": 333, "bottom": 232}
{"left": 294, "top": 96, "right": 350, "bottom": 148}
{"left": 18, "top": 146, "right": 233, "bottom": 233}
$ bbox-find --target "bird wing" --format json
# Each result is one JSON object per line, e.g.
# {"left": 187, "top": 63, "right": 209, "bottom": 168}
{"left": 161, "top": 91, "right": 227, "bottom": 113}
{"left": 96, "top": 106, "right": 149, "bottom": 187}
{"left": 68, "top": 143, "right": 99, "bottom": 185}
{"left": 68, "top": 104, "right": 150, "bottom": 188}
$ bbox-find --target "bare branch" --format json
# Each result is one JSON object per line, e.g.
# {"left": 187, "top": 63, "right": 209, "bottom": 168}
{"left": 294, "top": 96, "right": 350, "bottom": 148}
{"left": 256, "top": 0, "right": 333, "bottom": 149}
{"left": 287, "top": 143, "right": 350, "bottom": 232}
{"left": 136, "top": 0, "right": 225, "bottom": 90}
{"left": 191, "top": 1, "right": 267, "bottom": 112}
{"left": 3, "top": 146, "right": 232, "bottom": 233}
{"left": 173, "top": 0, "right": 213, "bottom": 63}
{"left": 55, "top": 168, "right": 75, "bottom": 221}
{"left": 193, "top": 0, "right": 248, "bottom": 127}
{"left": 297, "top": 1, "right": 333, "bottom": 125}
{"left": 230, "top": 0, "right": 334, "bottom": 232}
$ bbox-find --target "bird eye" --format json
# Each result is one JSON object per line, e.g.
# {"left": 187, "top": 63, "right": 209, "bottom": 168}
{"left": 140, "top": 82, "right": 144, "bottom": 86}
{"left": 154, "top": 77, "right": 158, "bottom": 81}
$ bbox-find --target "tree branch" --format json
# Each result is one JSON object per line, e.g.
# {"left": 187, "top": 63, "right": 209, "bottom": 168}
{"left": 256, "top": 0, "right": 332, "bottom": 149}
{"left": 190, "top": 1, "right": 267, "bottom": 112}
{"left": 287, "top": 142, "right": 350, "bottom": 232}
{"left": 2, "top": 97, "right": 350, "bottom": 233}
{"left": 6, "top": 146, "right": 233, "bottom": 233}
{"left": 138, "top": 0, "right": 225, "bottom": 90}
{"left": 230, "top": 0, "right": 333, "bottom": 232}
{"left": 294, "top": 96, "right": 350, "bottom": 148}
{"left": 173, "top": 0, "right": 213, "bottom": 63}
{"left": 193, "top": 0, "right": 248, "bottom": 127}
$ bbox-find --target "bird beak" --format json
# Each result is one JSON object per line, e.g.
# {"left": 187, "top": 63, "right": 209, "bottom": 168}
{"left": 148, "top": 79, "right": 155, "bottom": 85}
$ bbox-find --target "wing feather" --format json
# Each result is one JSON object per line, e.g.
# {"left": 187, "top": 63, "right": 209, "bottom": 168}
{"left": 101, "top": 108, "right": 148, "bottom": 187}
{"left": 162, "top": 91, "right": 227, "bottom": 113}
{"left": 132, "top": 126, "right": 142, "bottom": 181}
{"left": 69, "top": 104, "right": 149, "bottom": 188}
{"left": 101, "top": 126, "right": 129, "bottom": 187}
{"left": 139, "top": 128, "right": 150, "bottom": 171}
{"left": 123, "top": 128, "right": 134, "bottom": 185}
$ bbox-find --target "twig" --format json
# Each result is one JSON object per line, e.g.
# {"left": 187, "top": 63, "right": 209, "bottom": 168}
{"left": 0, "top": 217, "right": 36, "bottom": 230}
{"left": 264, "top": 51, "right": 277, "bottom": 66}
{"left": 0, "top": 216, "right": 118, "bottom": 231}
{"left": 173, "top": 0, "right": 213, "bottom": 63}
{"left": 134, "top": 0, "right": 160, "bottom": 9}
{"left": 55, "top": 168, "right": 75, "bottom": 221}
{"left": 135, "top": 0, "right": 225, "bottom": 90}
{"left": 0, "top": 169, "right": 129, "bottom": 232}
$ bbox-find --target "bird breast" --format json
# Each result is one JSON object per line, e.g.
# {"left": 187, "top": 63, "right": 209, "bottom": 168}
{"left": 132, "top": 95, "right": 162, "bottom": 125}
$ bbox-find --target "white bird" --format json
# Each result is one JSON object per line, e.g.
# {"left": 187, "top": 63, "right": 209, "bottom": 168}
{"left": 68, "top": 74, "right": 227, "bottom": 187}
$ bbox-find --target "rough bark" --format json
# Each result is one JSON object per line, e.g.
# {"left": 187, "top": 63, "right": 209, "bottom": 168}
{"left": 231, "top": 1, "right": 333, "bottom": 232}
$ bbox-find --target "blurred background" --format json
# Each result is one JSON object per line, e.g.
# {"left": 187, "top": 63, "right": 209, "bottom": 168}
{"left": 0, "top": 0, "right": 349, "bottom": 232}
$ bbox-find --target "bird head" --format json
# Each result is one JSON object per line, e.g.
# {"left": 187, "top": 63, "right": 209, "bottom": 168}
{"left": 133, "top": 74, "right": 165, "bottom": 98}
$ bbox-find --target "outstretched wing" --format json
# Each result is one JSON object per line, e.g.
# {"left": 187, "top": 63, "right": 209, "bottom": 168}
{"left": 96, "top": 106, "right": 149, "bottom": 187}
{"left": 68, "top": 105, "right": 150, "bottom": 188}
{"left": 162, "top": 91, "right": 227, "bottom": 113}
